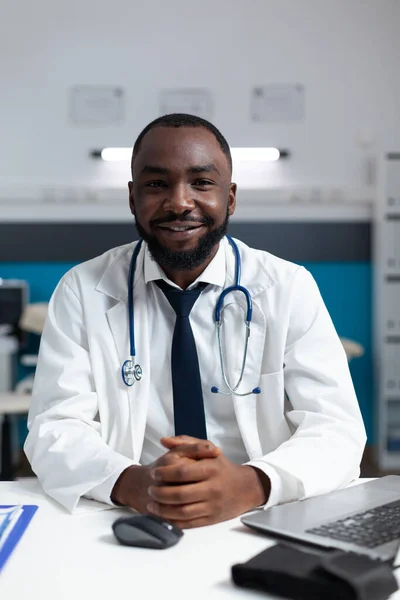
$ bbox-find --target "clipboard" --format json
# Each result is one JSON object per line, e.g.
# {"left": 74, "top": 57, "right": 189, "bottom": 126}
{"left": 0, "top": 505, "right": 38, "bottom": 572}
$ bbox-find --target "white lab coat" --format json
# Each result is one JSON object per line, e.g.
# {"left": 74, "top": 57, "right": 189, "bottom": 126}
{"left": 24, "top": 238, "right": 366, "bottom": 513}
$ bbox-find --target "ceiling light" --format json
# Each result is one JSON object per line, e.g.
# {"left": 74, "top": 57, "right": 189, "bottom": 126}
{"left": 231, "top": 148, "right": 281, "bottom": 162}
{"left": 91, "top": 147, "right": 290, "bottom": 162}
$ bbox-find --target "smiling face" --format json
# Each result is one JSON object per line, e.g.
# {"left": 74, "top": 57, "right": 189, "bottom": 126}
{"left": 128, "top": 126, "right": 236, "bottom": 281}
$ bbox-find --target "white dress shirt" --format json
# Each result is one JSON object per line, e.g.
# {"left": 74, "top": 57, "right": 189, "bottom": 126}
{"left": 140, "top": 241, "right": 249, "bottom": 466}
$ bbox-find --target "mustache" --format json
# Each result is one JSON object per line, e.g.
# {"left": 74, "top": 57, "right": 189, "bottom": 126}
{"left": 150, "top": 214, "right": 214, "bottom": 227}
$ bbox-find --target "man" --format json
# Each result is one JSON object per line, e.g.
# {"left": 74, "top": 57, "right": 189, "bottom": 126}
{"left": 25, "top": 114, "right": 366, "bottom": 527}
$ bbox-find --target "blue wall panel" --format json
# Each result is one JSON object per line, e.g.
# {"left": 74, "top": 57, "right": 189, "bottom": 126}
{"left": 303, "top": 263, "right": 372, "bottom": 442}
{"left": 0, "top": 263, "right": 77, "bottom": 302}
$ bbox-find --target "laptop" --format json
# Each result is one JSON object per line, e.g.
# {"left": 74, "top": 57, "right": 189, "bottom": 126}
{"left": 241, "top": 475, "right": 400, "bottom": 564}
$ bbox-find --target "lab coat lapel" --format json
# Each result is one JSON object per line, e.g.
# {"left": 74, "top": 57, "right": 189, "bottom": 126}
{"left": 106, "top": 301, "right": 130, "bottom": 376}
{"left": 101, "top": 242, "right": 151, "bottom": 461}
{"left": 230, "top": 299, "right": 265, "bottom": 460}
{"left": 127, "top": 275, "right": 151, "bottom": 459}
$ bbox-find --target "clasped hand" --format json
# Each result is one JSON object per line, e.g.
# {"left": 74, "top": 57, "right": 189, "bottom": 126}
{"left": 112, "top": 435, "right": 270, "bottom": 529}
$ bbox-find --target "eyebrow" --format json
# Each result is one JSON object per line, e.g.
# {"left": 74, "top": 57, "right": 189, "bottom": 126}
{"left": 139, "top": 163, "right": 221, "bottom": 176}
{"left": 188, "top": 163, "right": 220, "bottom": 175}
{"left": 140, "top": 165, "right": 170, "bottom": 175}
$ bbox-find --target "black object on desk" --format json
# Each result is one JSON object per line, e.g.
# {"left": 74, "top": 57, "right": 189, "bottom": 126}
{"left": 232, "top": 542, "right": 398, "bottom": 600}
{"left": 0, "top": 415, "right": 13, "bottom": 481}
{"left": 112, "top": 514, "right": 183, "bottom": 549}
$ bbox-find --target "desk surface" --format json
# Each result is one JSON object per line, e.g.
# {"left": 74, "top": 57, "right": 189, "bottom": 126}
{"left": 1, "top": 479, "right": 400, "bottom": 600}
{"left": 0, "top": 479, "right": 276, "bottom": 600}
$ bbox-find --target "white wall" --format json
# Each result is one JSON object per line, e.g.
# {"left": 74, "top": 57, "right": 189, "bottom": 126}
{"left": 0, "top": 0, "right": 399, "bottom": 189}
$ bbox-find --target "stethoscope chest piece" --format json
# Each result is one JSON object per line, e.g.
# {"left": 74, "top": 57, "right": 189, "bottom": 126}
{"left": 122, "top": 360, "right": 142, "bottom": 386}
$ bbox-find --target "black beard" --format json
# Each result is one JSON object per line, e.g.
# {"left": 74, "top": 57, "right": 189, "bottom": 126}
{"left": 134, "top": 210, "right": 230, "bottom": 271}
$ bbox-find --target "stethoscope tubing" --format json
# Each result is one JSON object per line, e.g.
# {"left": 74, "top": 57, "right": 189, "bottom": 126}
{"left": 122, "top": 235, "right": 261, "bottom": 395}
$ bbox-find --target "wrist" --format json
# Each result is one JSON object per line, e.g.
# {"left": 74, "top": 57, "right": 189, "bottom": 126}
{"left": 242, "top": 465, "right": 271, "bottom": 508}
{"left": 111, "top": 465, "right": 144, "bottom": 507}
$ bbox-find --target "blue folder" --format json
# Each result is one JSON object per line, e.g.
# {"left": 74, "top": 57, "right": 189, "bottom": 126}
{"left": 0, "top": 505, "right": 38, "bottom": 572}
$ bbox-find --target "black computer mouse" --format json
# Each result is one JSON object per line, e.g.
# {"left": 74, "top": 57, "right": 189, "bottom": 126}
{"left": 112, "top": 514, "right": 184, "bottom": 549}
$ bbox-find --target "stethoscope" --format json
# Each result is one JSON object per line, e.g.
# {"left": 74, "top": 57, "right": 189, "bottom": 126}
{"left": 121, "top": 235, "right": 261, "bottom": 396}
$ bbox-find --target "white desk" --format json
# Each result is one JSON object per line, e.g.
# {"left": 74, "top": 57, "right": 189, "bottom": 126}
{"left": 0, "top": 393, "right": 30, "bottom": 415}
{"left": 0, "top": 479, "right": 276, "bottom": 600}
{"left": 1, "top": 479, "right": 400, "bottom": 600}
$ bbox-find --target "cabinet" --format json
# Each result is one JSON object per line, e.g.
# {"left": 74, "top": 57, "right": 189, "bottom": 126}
{"left": 375, "top": 153, "right": 400, "bottom": 467}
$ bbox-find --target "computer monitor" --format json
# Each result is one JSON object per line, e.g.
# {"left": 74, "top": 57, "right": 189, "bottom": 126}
{"left": 0, "top": 279, "right": 29, "bottom": 341}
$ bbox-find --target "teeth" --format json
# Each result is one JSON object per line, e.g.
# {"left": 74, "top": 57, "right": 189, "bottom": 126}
{"left": 167, "top": 226, "right": 193, "bottom": 231}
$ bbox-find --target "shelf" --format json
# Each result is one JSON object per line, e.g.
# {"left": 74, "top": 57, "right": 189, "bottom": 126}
{"left": 385, "top": 275, "right": 400, "bottom": 283}
{"left": 383, "top": 391, "right": 400, "bottom": 402}
{"left": 384, "top": 336, "right": 400, "bottom": 344}
{"left": 376, "top": 153, "right": 400, "bottom": 469}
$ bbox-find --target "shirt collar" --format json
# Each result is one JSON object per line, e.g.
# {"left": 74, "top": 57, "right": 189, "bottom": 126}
{"left": 144, "top": 240, "right": 226, "bottom": 290}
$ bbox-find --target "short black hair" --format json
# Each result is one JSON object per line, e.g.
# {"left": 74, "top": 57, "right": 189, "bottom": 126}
{"left": 131, "top": 113, "right": 232, "bottom": 172}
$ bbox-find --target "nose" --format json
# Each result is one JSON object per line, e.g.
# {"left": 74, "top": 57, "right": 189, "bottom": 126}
{"left": 163, "top": 183, "right": 195, "bottom": 214}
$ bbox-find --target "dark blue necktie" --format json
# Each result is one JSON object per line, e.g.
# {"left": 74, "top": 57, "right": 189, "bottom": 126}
{"left": 156, "top": 280, "right": 208, "bottom": 440}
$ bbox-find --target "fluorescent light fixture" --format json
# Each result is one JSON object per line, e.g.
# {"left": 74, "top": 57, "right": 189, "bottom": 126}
{"left": 231, "top": 148, "right": 281, "bottom": 162}
{"left": 93, "top": 147, "right": 288, "bottom": 162}
{"left": 101, "top": 148, "right": 132, "bottom": 161}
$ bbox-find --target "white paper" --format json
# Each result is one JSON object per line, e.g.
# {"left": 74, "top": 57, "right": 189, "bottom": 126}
{"left": 0, "top": 506, "right": 23, "bottom": 551}
{"left": 251, "top": 84, "right": 305, "bottom": 122}
{"left": 70, "top": 86, "right": 125, "bottom": 125}
{"left": 160, "top": 89, "right": 212, "bottom": 120}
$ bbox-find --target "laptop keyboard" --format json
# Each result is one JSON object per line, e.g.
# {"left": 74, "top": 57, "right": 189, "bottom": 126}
{"left": 306, "top": 499, "right": 400, "bottom": 548}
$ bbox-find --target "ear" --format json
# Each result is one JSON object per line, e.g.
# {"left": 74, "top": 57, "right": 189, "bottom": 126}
{"left": 128, "top": 181, "right": 135, "bottom": 216}
{"left": 228, "top": 183, "right": 237, "bottom": 216}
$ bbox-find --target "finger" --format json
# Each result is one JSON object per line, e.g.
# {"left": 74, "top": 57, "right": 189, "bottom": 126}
{"left": 161, "top": 435, "right": 203, "bottom": 448}
{"left": 151, "top": 459, "right": 216, "bottom": 484}
{"left": 171, "top": 517, "right": 216, "bottom": 530}
{"left": 155, "top": 453, "right": 195, "bottom": 468}
{"left": 166, "top": 441, "right": 221, "bottom": 460}
{"left": 148, "top": 481, "right": 210, "bottom": 505}
{"left": 147, "top": 500, "right": 209, "bottom": 522}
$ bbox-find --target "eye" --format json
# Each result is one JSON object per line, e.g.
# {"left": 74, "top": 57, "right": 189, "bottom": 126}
{"left": 192, "top": 179, "right": 214, "bottom": 188}
{"left": 145, "top": 180, "right": 167, "bottom": 188}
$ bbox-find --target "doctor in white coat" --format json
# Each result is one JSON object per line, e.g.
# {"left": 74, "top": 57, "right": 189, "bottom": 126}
{"left": 25, "top": 113, "right": 366, "bottom": 527}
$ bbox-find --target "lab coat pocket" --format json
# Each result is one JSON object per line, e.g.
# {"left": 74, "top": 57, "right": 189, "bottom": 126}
{"left": 256, "top": 370, "right": 293, "bottom": 454}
